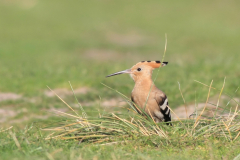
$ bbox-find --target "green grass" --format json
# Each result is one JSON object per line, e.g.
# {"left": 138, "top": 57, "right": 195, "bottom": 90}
{"left": 1, "top": 0, "right": 240, "bottom": 159}
{"left": 1, "top": 129, "right": 240, "bottom": 160}
{"left": 1, "top": 89, "right": 240, "bottom": 160}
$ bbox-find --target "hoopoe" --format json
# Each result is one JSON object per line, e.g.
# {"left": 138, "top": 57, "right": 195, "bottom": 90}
{"left": 106, "top": 60, "right": 171, "bottom": 124}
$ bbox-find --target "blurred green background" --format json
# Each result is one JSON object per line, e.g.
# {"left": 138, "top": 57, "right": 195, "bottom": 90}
{"left": 0, "top": 0, "right": 240, "bottom": 127}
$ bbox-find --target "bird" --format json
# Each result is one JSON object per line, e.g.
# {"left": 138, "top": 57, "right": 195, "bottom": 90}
{"left": 106, "top": 60, "right": 171, "bottom": 124}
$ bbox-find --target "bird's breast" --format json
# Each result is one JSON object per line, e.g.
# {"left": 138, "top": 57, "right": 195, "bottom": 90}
{"left": 132, "top": 87, "right": 155, "bottom": 107}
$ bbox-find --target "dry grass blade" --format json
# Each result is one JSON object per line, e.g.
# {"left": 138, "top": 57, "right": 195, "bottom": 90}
{"left": 69, "top": 81, "right": 88, "bottom": 118}
{"left": 167, "top": 106, "right": 183, "bottom": 125}
{"left": 51, "top": 110, "right": 82, "bottom": 119}
{"left": 137, "top": 120, "right": 150, "bottom": 136}
{"left": 214, "top": 77, "right": 226, "bottom": 117}
{"left": 234, "top": 131, "right": 240, "bottom": 141}
{"left": 9, "top": 131, "right": 21, "bottom": 150}
{"left": 194, "top": 80, "right": 213, "bottom": 128}
{"left": 0, "top": 126, "right": 13, "bottom": 133}
{"left": 222, "top": 121, "right": 232, "bottom": 140}
{"left": 47, "top": 86, "right": 81, "bottom": 118}
{"left": 228, "top": 105, "right": 239, "bottom": 126}
{"left": 147, "top": 108, "right": 168, "bottom": 138}
{"left": 178, "top": 81, "right": 188, "bottom": 119}
{"left": 45, "top": 128, "right": 79, "bottom": 140}
{"left": 101, "top": 83, "right": 130, "bottom": 102}
{"left": 194, "top": 80, "right": 216, "bottom": 90}
{"left": 45, "top": 152, "right": 54, "bottom": 160}
{"left": 195, "top": 80, "right": 240, "bottom": 105}
{"left": 112, "top": 113, "right": 138, "bottom": 131}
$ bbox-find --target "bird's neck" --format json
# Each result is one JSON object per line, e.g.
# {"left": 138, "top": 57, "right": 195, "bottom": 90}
{"left": 133, "top": 77, "right": 155, "bottom": 91}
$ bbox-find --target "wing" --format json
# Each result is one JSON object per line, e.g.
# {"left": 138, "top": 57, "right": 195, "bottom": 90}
{"left": 154, "top": 93, "right": 171, "bottom": 123}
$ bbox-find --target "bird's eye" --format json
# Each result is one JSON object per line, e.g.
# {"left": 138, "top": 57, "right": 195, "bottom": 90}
{"left": 137, "top": 68, "right": 141, "bottom": 71}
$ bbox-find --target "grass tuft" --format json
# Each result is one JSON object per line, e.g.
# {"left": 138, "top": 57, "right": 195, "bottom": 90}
{"left": 43, "top": 80, "right": 240, "bottom": 146}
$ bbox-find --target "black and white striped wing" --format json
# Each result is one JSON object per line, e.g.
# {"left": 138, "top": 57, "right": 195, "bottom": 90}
{"left": 155, "top": 95, "right": 171, "bottom": 122}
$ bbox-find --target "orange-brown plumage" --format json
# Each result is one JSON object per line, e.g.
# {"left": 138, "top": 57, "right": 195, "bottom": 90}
{"left": 106, "top": 60, "right": 171, "bottom": 124}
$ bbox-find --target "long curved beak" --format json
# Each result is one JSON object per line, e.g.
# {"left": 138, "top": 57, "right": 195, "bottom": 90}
{"left": 106, "top": 69, "right": 131, "bottom": 78}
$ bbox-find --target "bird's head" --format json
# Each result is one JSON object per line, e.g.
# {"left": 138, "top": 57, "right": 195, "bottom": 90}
{"left": 106, "top": 61, "right": 168, "bottom": 82}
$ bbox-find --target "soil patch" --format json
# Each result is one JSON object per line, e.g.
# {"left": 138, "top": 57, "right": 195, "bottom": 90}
{"left": 172, "top": 95, "right": 239, "bottom": 119}
{"left": 0, "top": 109, "right": 17, "bottom": 123}
{"left": 101, "top": 98, "right": 127, "bottom": 107}
{"left": 0, "top": 92, "right": 22, "bottom": 102}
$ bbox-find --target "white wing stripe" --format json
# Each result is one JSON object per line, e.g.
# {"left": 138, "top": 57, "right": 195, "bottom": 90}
{"left": 160, "top": 98, "right": 168, "bottom": 110}
{"left": 165, "top": 108, "right": 170, "bottom": 115}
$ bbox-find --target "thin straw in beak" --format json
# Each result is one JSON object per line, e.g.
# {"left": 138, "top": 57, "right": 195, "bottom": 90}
{"left": 106, "top": 69, "right": 131, "bottom": 78}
